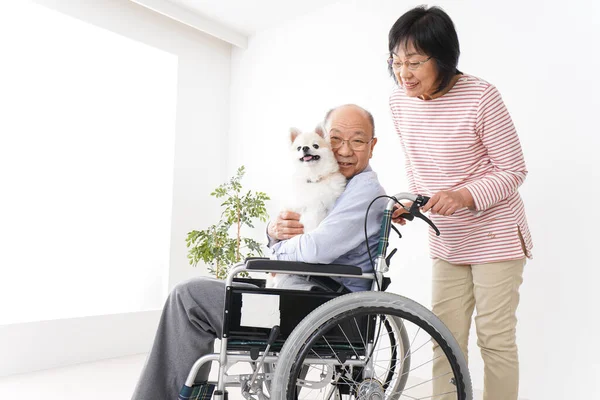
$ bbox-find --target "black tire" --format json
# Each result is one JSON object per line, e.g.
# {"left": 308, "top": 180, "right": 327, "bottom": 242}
{"left": 271, "top": 292, "right": 472, "bottom": 400}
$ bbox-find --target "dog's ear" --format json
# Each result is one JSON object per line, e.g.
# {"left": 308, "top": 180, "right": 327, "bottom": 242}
{"left": 315, "top": 124, "right": 325, "bottom": 138}
{"left": 290, "top": 127, "right": 302, "bottom": 143}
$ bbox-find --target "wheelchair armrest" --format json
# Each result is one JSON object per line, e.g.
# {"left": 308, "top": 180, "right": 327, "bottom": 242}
{"left": 245, "top": 259, "right": 363, "bottom": 276}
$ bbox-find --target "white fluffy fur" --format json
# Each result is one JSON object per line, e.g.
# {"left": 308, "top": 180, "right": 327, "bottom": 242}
{"left": 285, "top": 127, "right": 347, "bottom": 232}
{"left": 268, "top": 126, "right": 347, "bottom": 289}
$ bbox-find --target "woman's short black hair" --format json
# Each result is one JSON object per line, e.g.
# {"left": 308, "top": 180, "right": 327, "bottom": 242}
{"left": 388, "top": 5, "right": 462, "bottom": 94}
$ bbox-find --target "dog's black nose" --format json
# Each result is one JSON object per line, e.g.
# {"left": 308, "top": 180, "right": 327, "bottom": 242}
{"left": 302, "top": 146, "right": 310, "bottom": 153}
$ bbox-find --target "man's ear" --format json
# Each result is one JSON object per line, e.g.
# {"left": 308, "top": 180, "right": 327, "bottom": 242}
{"left": 369, "top": 137, "right": 378, "bottom": 159}
{"left": 314, "top": 124, "right": 325, "bottom": 138}
{"left": 290, "top": 127, "right": 302, "bottom": 143}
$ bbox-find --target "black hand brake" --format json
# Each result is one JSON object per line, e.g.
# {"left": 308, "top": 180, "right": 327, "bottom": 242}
{"left": 408, "top": 195, "right": 441, "bottom": 236}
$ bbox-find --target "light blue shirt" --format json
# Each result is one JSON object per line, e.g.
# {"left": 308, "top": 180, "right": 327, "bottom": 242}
{"left": 270, "top": 166, "right": 385, "bottom": 292}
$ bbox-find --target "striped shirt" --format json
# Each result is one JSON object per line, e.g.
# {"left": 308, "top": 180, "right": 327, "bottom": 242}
{"left": 389, "top": 74, "right": 533, "bottom": 264}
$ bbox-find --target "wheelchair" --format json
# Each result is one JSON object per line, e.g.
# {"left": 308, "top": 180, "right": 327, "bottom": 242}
{"left": 180, "top": 193, "right": 473, "bottom": 400}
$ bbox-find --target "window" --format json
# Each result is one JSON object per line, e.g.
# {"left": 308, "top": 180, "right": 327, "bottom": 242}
{"left": 0, "top": 2, "right": 178, "bottom": 324}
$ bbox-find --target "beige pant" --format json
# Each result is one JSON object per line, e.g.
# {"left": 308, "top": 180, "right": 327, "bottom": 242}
{"left": 431, "top": 258, "right": 525, "bottom": 400}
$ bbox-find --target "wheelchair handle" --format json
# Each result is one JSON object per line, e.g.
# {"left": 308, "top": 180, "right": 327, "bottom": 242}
{"left": 399, "top": 212, "right": 414, "bottom": 221}
{"left": 387, "top": 193, "right": 440, "bottom": 236}
{"left": 374, "top": 193, "right": 440, "bottom": 277}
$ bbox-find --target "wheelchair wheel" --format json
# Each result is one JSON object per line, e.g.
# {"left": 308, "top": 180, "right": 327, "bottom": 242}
{"left": 271, "top": 291, "right": 472, "bottom": 400}
{"left": 264, "top": 316, "right": 410, "bottom": 397}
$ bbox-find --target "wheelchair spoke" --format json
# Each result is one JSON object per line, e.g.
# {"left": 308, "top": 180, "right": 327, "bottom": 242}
{"left": 405, "top": 353, "right": 444, "bottom": 374}
{"left": 401, "top": 371, "right": 453, "bottom": 392}
{"left": 322, "top": 336, "right": 355, "bottom": 379}
{"left": 409, "top": 327, "right": 422, "bottom": 353}
{"left": 337, "top": 324, "right": 362, "bottom": 360}
{"left": 403, "top": 337, "right": 430, "bottom": 358}
{"left": 353, "top": 317, "right": 367, "bottom": 350}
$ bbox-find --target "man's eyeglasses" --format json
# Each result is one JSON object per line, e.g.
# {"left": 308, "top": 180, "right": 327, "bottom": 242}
{"left": 330, "top": 137, "right": 374, "bottom": 151}
{"left": 387, "top": 56, "right": 432, "bottom": 71}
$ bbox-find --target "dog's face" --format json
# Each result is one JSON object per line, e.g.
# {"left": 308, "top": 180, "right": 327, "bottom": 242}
{"left": 289, "top": 126, "right": 334, "bottom": 167}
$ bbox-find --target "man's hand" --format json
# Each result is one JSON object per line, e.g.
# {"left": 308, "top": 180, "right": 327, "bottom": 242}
{"left": 391, "top": 203, "right": 411, "bottom": 225}
{"left": 421, "top": 189, "right": 474, "bottom": 216}
{"left": 268, "top": 211, "right": 304, "bottom": 240}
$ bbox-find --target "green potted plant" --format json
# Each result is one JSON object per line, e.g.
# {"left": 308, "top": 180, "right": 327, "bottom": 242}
{"left": 186, "top": 166, "right": 270, "bottom": 279}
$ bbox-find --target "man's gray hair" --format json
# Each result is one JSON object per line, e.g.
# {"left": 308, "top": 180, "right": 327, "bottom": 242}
{"left": 322, "top": 104, "right": 375, "bottom": 138}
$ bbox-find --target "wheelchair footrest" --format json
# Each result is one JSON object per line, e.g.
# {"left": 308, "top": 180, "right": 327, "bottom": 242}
{"left": 178, "top": 382, "right": 216, "bottom": 400}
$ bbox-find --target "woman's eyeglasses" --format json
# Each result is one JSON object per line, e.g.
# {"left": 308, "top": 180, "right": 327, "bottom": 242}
{"left": 387, "top": 56, "right": 432, "bottom": 71}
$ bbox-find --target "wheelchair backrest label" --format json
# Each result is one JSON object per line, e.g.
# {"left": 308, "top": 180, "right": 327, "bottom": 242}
{"left": 240, "top": 293, "right": 281, "bottom": 328}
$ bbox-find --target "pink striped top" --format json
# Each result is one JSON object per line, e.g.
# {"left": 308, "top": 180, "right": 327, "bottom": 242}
{"left": 389, "top": 74, "right": 533, "bottom": 264}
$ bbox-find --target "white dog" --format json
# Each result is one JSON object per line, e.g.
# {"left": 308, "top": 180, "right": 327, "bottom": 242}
{"left": 285, "top": 125, "right": 347, "bottom": 233}
{"left": 268, "top": 125, "right": 347, "bottom": 289}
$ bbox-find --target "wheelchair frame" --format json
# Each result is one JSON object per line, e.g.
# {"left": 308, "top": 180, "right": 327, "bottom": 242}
{"left": 181, "top": 193, "right": 472, "bottom": 400}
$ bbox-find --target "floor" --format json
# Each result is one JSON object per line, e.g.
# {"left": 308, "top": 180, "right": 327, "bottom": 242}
{"left": 0, "top": 353, "right": 494, "bottom": 400}
{"left": 0, "top": 354, "right": 147, "bottom": 400}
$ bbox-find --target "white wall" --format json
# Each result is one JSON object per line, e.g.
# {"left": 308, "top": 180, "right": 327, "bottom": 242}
{"left": 229, "top": 0, "right": 600, "bottom": 398}
{"left": 0, "top": 0, "right": 231, "bottom": 376}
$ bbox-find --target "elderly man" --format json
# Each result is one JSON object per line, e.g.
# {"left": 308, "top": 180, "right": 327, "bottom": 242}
{"left": 131, "top": 104, "right": 385, "bottom": 400}
{"left": 267, "top": 104, "right": 384, "bottom": 292}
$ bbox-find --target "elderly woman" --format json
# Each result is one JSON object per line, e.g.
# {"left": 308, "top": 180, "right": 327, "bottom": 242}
{"left": 388, "top": 6, "right": 533, "bottom": 400}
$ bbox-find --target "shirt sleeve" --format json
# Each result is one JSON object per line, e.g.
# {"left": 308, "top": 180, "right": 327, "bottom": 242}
{"left": 270, "top": 174, "right": 384, "bottom": 264}
{"left": 390, "top": 96, "right": 418, "bottom": 194}
{"left": 265, "top": 226, "right": 278, "bottom": 248}
{"left": 463, "top": 85, "right": 528, "bottom": 212}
